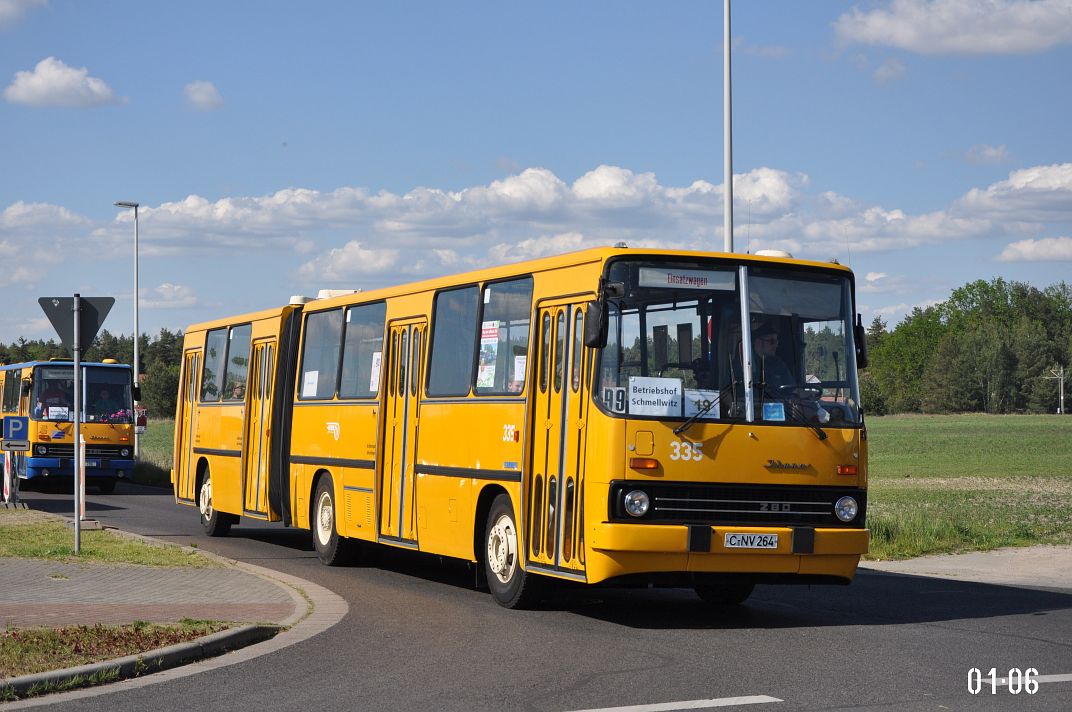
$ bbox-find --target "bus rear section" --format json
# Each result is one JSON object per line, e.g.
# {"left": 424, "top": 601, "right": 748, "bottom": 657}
{"left": 2, "top": 361, "right": 137, "bottom": 493}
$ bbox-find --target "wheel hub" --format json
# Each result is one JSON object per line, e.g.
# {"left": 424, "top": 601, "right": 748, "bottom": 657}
{"left": 199, "top": 480, "right": 212, "bottom": 519}
{"left": 487, "top": 514, "right": 517, "bottom": 583}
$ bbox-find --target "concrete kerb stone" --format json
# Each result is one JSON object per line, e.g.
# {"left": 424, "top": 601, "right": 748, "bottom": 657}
{"left": 1, "top": 524, "right": 348, "bottom": 705}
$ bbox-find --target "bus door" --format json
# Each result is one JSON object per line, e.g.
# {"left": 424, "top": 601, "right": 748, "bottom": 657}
{"left": 242, "top": 339, "right": 276, "bottom": 519}
{"left": 175, "top": 351, "right": 201, "bottom": 503}
{"left": 379, "top": 318, "right": 426, "bottom": 545}
{"left": 527, "top": 300, "right": 592, "bottom": 577}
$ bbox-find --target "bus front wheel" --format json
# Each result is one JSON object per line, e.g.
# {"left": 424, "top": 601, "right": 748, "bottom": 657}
{"left": 199, "top": 469, "right": 235, "bottom": 537}
{"left": 484, "top": 494, "right": 541, "bottom": 609}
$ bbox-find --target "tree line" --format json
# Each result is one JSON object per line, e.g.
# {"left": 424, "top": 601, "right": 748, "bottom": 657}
{"left": 0, "top": 329, "right": 183, "bottom": 419}
{"left": 862, "top": 278, "right": 1072, "bottom": 415}
{"left": 2, "top": 276, "right": 1068, "bottom": 419}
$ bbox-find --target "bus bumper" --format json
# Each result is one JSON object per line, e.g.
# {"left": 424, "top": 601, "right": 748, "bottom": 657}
{"left": 23, "top": 457, "right": 135, "bottom": 480}
{"left": 586, "top": 523, "right": 869, "bottom": 585}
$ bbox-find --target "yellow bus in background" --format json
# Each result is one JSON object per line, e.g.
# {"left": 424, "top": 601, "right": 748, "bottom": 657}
{"left": 0, "top": 360, "right": 138, "bottom": 497}
{"left": 173, "top": 247, "right": 870, "bottom": 608}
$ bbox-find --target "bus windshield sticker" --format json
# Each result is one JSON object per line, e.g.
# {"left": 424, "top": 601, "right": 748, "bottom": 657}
{"left": 638, "top": 268, "right": 734, "bottom": 291}
{"left": 477, "top": 321, "right": 499, "bottom": 388}
{"left": 684, "top": 389, "right": 720, "bottom": 417}
{"left": 628, "top": 376, "right": 682, "bottom": 417}
{"left": 48, "top": 406, "right": 70, "bottom": 421}
{"left": 302, "top": 371, "right": 319, "bottom": 398}
{"left": 369, "top": 352, "right": 381, "bottom": 392}
{"left": 603, "top": 387, "right": 626, "bottom": 413}
{"left": 762, "top": 402, "right": 786, "bottom": 421}
{"left": 513, "top": 355, "right": 526, "bottom": 382}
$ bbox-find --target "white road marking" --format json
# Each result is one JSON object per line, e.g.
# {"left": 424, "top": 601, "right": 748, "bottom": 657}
{"left": 566, "top": 695, "right": 782, "bottom": 712}
{"left": 996, "top": 673, "right": 1072, "bottom": 685}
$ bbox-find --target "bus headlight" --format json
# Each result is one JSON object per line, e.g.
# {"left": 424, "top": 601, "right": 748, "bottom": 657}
{"left": 36, "top": 445, "right": 47, "bottom": 456}
{"left": 834, "top": 496, "right": 859, "bottom": 522}
{"left": 623, "top": 490, "right": 650, "bottom": 518}
{"left": 120, "top": 448, "right": 130, "bottom": 457}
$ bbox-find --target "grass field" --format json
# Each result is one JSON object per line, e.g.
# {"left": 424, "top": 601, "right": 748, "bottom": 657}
{"left": 866, "top": 414, "right": 1072, "bottom": 559}
{"left": 135, "top": 414, "right": 1072, "bottom": 560}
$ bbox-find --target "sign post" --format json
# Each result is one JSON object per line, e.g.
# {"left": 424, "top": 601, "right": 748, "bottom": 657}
{"left": 39, "top": 294, "right": 113, "bottom": 554}
{"left": 1, "top": 416, "right": 29, "bottom": 506}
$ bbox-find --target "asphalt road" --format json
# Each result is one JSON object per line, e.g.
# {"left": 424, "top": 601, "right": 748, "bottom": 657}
{"left": 17, "top": 482, "right": 1072, "bottom": 712}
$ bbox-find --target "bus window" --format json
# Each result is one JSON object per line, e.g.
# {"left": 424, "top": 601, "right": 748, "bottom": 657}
{"left": 2, "top": 373, "right": 21, "bottom": 413}
{"left": 427, "top": 286, "right": 479, "bottom": 397}
{"left": 340, "top": 302, "right": 386, "bottom": 399}
{"left": 222, "top": 324, "right": 252, "bottom": 401}
{"left": 201, "top": 328, "right": 228, "bottom": 402}
{"left": 300, "top": 309, "right": 344, "bottom": 400}
{"left": 476, "top": 277, "right": 533, "bottom": 395}
{"left": 85, "top": 367, "right": 134, "bottom": 422}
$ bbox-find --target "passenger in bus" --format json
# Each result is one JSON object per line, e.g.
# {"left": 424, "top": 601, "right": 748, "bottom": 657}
{"left": 93, "top": 388, "right": 123, "bottom": 416}
{"left": 230, "top": 381, "right": 246, "bottom": 399}
{"left": 751, "top": 321, "right": 794, "bottom": 392}
{"left": 34, "top": 380, "right": 71, "bottom": 417}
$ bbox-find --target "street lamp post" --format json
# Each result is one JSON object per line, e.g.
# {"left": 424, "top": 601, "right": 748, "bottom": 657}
{"left": 114, "top": 201, "right": 140, "bottom": 458}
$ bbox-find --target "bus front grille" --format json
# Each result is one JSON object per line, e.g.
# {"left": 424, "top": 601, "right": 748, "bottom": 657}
{"left": 608, "top": 481, "right": 866, "bottom": 528}
{"left": 32, "top": 444, "right": 132, "bottom": 459}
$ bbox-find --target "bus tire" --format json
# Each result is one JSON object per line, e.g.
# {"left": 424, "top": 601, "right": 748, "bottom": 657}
{"left": 312, "top": 475, "right": 352, "bottom": 566}
{"left": 484, "top": 494, "right": 541, "bottom": 609}
{"left": 199, "top": 468, "right": 234, "bottom": 537}
{"left": 694, "top": 580, "right": 754, "bottom": 606}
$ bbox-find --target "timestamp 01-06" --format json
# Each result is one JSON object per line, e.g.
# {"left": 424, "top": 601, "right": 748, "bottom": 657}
{"left": 968, "top": 668, "right": 1039, "bottom": 695}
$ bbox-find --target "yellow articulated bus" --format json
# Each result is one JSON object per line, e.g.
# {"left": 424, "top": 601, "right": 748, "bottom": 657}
{"left": 173, "top": 246, "right": 869, "bottom": 608}
{"left": 0, "top": 359, "right": 138, "bottom": 497}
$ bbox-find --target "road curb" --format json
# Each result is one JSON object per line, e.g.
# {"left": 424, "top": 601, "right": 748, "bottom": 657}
{"left": 1, "top": 624, "right": 279, "bottom": 699}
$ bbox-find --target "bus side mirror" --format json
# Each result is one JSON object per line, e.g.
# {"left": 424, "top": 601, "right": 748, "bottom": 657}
{"left": 584, "top": 301, "right": 606, "bottom": 348}
{"left": 21, "top": 381, "right": 31, "bottom": 396}
{"left": 132, "top": 383, "right": 142, "bottom": 401}
{"left": 854, "top": 314, "right": 869, "bottom": 369}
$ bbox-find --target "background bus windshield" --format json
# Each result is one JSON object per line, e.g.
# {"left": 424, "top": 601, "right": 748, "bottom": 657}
{"left": 33, "top": 366, "right": 133, "bottom": 423}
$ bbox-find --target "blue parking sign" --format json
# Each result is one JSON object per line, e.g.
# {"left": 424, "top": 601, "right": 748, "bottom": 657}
{"left": 3, "top": 416, "right": 28, "bottom": 441}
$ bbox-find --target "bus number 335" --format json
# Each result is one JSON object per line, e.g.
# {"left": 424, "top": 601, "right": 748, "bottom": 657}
{"left": 670, "top": 441, "right": 703, "bottom": 461}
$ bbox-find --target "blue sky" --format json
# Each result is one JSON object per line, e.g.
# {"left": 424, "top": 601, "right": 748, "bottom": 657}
{"left": 2, "top": 0, "right": 1070, "bottom": 341}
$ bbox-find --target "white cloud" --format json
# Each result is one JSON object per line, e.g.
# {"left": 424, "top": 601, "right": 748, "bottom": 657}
{"left": 835, "top": 0, "right": 1072, "bottom": 55}
{"left": 1, "top": 200, "right": 90, "bottom": 232}
{"left": 957, "top": 163, "right": 1072, "bottom": 220}
{"left": 873, "top": 58, "right": 906, "bottom": 84}
{"left": 297, "top": 241, "right": 401, "bottom": 282}
{"left": 964, "top": 144, "right": 1011, "bottom": 165}
{"left": 997, "top": 236, "right": 1072, "bottom": 261}
{"left": 142, "top": 283, "right": 201, "bottom": 309}
{"left": 3, "top": 56, "right": 123, "bottom": 107}
{"left": 184, "top": 80, "right": 223, "bottom": 111}
{"left": 0, "top": 0, "right": 46, "bottom": 27}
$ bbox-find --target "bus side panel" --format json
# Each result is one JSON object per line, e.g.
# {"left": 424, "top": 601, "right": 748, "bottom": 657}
{"left": 414, "top": 401, "right": 526, "bottom": 561}
{"left": 337, "top": 402, "right": 378, "bottom": 540}
{"left": 194, "top": 403, "right": 246, "bottom": 516}
{"left": 289, "top": 401, "right": 341, "bottom": 529}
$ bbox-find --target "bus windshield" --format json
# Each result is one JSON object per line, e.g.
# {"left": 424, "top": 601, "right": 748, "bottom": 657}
{"left": 595, "top": 259, "right": 863, "bottom": 427}
{"left": 33, "top": 365, "right": 133, "bottom": 423}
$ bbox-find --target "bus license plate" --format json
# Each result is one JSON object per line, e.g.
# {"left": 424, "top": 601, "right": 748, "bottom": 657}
{"left": 724, "top": 533, "right": 778, "bottom": 549}
{"left": 85, "top": 459, "right": 98, "bottom": 468}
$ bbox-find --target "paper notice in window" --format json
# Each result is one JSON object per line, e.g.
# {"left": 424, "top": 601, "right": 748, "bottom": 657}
{"left": 302, "top": 371, "right": 319, "bottom": 398}
{"left": 369, "top": 352, "right": 381, "bottom": 392}
{"left": 628, "top": 376, "right": 682, "bottom": 417}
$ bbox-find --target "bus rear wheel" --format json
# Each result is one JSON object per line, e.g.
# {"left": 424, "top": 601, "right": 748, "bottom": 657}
{"left": 312, "top": 475, "right": 353, "bottom": 565}
{"left": 484, "top": 494, "right": 541, "bottom": 609}
{"left": 694, "top": 580, "right": 754, "bottom": 606}
{"left": 199, "top": 469, "right": 235, "bottom": 537}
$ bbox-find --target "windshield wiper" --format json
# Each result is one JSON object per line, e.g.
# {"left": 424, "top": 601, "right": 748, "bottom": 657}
{"left": 674, "top": 398, "right": 718, "bottom": 436}
{"left": 778, "top": 397, "right": 827, "bottom": 441}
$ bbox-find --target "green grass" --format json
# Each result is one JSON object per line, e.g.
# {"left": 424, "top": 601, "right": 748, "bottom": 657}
{"left": 131, "top": 418, "right": 174, "bottom": 488}
{"left": 0, "top": 510, "right": 218, "bottom": 567}
{"left": 865, "top": 414, "right": 1072, "bottom": 559}
{"left": 0, "top": 619, "right": 230, "bottom": 680}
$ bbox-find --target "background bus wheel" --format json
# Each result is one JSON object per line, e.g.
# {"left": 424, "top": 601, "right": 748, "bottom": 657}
{"left": 694, "top": 580, "right": 755, "bottom": 606}
{"left": 312, "top": 475, "right": 353, "bottom": 565}
{"left": 484, "top": 494, "right": 541, "bottom": 609}
{"left": 199, "top": 469, "right": 235, "bottom": 537}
